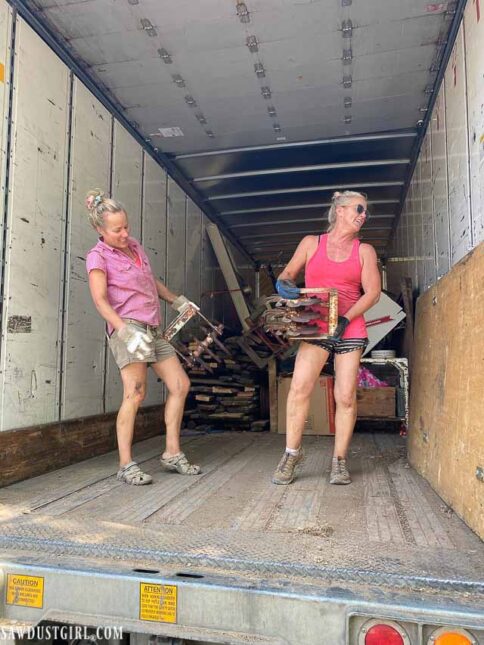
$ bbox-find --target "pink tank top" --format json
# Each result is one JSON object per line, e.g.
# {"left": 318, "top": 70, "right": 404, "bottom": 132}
{"left": 305, "top": 234, "right": 367, "bottom": 339}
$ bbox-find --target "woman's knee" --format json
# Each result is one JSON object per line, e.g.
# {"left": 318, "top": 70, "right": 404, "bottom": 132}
{"left": 289, "top": 376, "right": 315, "bottom": 401}
{"left": 123, "top": 380, "right": 146, "bottom": 405}
{"left": 168, "top": 373, "right": 190, "bottom": 398}
{"left": 334, "top": 388, "right": 356, "bottom": 409}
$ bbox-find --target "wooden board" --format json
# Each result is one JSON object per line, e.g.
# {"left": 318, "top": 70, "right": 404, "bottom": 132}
{"left": 356, "top": 388, "right": 396, "bottom": 418}
{"left": 0, "top": 405, "right": 164, "bottom": 487}
{"left": 408, "top": 242, "right": 484, "bottom": 539}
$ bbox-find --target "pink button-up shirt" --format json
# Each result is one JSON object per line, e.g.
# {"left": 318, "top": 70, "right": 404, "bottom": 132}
{"left": 86, "top": 237, "right": 161, "bottom": 334}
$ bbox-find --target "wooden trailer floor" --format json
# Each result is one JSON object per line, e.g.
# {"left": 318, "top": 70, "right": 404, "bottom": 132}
{"left": 0, "top": 432, "right": 482, "bottom": 596}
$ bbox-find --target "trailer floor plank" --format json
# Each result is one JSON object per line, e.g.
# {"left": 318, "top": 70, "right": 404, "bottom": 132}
{"left": 0, "top": 432, "right": 482, "bottom": 596}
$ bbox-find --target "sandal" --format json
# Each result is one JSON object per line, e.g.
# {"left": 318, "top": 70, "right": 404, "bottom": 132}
{"left": 160, "top": 452, "right": 201, "bottom": 475}
{"left": 117, "top": 461, "right": 153, "bottom": 485}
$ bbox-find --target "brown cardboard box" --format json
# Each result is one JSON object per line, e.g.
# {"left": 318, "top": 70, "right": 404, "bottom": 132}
{"left": 356, "top": 387, "right": 396, "bottom": 417}
{"left": 277, "top": 375, "right": 335, "bottom": 435}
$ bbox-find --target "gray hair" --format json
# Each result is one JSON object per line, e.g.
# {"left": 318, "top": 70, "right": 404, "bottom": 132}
{"left": 327, "top": 190, "right": 367, "bottom": 232}
{"left": 85, "top": 189, "right": 126, "bottom": 229}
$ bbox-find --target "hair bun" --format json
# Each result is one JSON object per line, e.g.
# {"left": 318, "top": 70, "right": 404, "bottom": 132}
{"left": 85, "top": 190, "right": 104, "bottom": 211}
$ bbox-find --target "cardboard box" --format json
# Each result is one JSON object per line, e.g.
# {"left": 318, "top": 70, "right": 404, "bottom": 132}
{"left": 277, "top": 375, "right": 335, "bottom": 435}
{"left": 356, "top": 387, "right": 396, "bottom": 417}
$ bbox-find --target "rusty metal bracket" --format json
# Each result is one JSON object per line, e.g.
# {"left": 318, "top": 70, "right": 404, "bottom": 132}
{"left": 162, "top": 307, "right": 229, "bottom": 372}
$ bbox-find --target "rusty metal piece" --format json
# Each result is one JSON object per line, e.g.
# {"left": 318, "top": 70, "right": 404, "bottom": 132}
{"left": 201, "top": 327, "right": 232, "bottom": 356}
{"left": 162, "top": 306, "right": 199, "bottom": 342}
{"left": 328, "top": 288, "right": 338, "bottom": 336}
{"left": 260, "top": 289, "right": 339, "bottom": 342}
{"left": 162, "top": 308, "right": 227, "bottom": 373}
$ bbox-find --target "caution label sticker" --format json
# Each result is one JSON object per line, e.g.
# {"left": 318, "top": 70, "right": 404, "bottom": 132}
{"left": 6, "top": 574, "right": 44, "bottom": 608}
{"left": 139, "top": 583, "right": 177, "bottom": 623}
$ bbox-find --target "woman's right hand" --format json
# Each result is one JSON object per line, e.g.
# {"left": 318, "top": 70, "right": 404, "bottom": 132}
{"left": 276, "top": 279, "right": 301, "bottom": 299}
{"left": 117, "top": 324, "right": 151, "bottom": 359}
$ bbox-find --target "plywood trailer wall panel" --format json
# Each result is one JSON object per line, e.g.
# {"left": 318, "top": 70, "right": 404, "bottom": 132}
{"left": 0, "top": 0, "right": 12, "bottom": 273}
{"left": 408, "top": 242, "right": 484, "bottom": 540}
{"left": 464, "top": 0, "right": 484, "bottom": 247}
{"left": 105, "top": 123, "right": 143, "bottom": 413}
{"left": 430, "top": 85, "right": 451, "bottom": 279}
{"left": 141, "top": 153, "right": 167, "bottom": 408}
{"left": 165, "top": 178, "right": 187, "bottom": 326}
{"left": 445, "top": 26, "right": 472, "bottom": 266}
{"left": 61, "top": 79, "right": 112, "bottom": 420}
{"left": 0, "top": 20, "right": 70, "bottom": 431}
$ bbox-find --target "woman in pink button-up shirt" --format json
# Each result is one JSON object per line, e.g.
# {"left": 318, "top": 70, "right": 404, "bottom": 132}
{"left": 85, "top": 190, "right": 201, "bottom": 486}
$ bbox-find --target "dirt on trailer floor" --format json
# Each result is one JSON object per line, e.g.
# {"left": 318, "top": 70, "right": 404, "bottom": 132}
{"left": 0, "top": 432, "right": 482, "bottom": 597}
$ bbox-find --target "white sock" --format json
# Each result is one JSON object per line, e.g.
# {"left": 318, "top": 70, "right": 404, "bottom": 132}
{"left": 286, "top": 447, "right": 300, "bottom": 456}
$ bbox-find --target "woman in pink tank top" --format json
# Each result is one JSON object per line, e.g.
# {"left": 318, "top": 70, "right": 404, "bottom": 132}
{"left": 272, "top": 191, "right": 381, "bottom": 487}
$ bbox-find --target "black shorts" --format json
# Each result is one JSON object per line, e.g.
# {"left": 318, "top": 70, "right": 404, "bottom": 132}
{"left": 306, "top": 337, "right": 369, "bottom": 355}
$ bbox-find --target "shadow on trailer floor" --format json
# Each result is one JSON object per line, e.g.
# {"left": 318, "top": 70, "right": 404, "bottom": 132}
{"left": 0, "top": 432, "right": 482, "bottom": 599}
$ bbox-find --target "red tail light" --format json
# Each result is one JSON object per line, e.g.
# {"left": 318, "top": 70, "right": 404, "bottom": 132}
{"left": 365, "top": 623, "right": 405, "bottom": 645}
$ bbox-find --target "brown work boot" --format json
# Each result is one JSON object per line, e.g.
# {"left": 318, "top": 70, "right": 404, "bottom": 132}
{"left": 329, "top": 457, "right": 351, "bottom": 485}
{"left": 272, "top": 449, "right": 305, "bottom": 485}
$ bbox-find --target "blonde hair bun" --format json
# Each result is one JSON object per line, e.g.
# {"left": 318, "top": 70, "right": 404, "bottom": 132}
{"left": 84, "top": 190, "right": 125, "bottom": 229}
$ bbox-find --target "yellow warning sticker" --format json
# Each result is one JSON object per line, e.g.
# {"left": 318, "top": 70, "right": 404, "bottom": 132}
{"left": 6, "top": 574, "right": 44, "bottom": 608}
{"left": 139, "top": 582, "right": 177, "bottom": 623}
{"left": 0, "top": 63, "right": 4, "bottom": 83}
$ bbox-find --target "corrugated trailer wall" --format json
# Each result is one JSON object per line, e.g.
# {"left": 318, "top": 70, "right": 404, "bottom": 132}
{"left": 104, "top": 123, "right": 143, "bottom": 414}
{"left": 0, "top": 17, "right": 70, "bottom": 431}
{"left": 387, "top": 2, "right": 483, "bottom": 289}
{"left": 387, "top": 4, "right": 484, "bottom": 538}
{"left": 141, "top": 154, "right": 167, "bottom": 408}
{"left": 0, "top": 2, "right": 11, "bottom": 275}
{"left": 62, "top": 80, "right": 112, "bottom": 420}
{"left": 0, "top": 1, "right": 233, "bottom": 433}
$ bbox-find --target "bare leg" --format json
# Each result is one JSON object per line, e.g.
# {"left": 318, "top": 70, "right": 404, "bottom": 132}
{"left": 118, "top": 362, "right": 148, "bottom": 467}
{"left": 151, "top": 355, "right": 190, "bottom": 457}
{"left": 286, "top": 342, "right": 330, "bottom": 450}
{"left": 333, "top": 349, "right": 363, "bottom": 458}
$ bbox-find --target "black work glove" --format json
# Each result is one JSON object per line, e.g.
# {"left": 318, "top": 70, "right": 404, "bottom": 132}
{"left": 276, "top": 279, "right": 301, "bottom": 299}
{"left": 328, "top": 316, "right": 350, "bottom": 341}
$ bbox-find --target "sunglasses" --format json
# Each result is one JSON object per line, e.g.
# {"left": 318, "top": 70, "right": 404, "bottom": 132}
{"left": 355, "top": 204, "right": 369, "bottom": 217}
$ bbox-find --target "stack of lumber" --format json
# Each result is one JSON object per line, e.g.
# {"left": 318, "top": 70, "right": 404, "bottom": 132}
{"left": 183, "top": 336, "right": 269, "bottom": 432}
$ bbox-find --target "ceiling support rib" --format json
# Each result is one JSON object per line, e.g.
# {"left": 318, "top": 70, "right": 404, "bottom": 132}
{"left": 193, "top": 159, "right": 410, "bottom": 183}
{"left": 175, "top": 130, "right": 417, "bottom": 160}
{"left": 207, "top": 181, "right": 405, "bottom": 201}
{"left": 220, "top": 199, "right": 399, "bottom": 216}
{"left": 228, "top": 214, "right": 396, "bottom": 228}
{"left": 239, "top": 229, "right": 392, "bottom": 240}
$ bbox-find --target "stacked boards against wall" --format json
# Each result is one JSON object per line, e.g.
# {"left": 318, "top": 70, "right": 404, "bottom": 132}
{"left": 408, "top": 243, "right": 484, "bottom": 540}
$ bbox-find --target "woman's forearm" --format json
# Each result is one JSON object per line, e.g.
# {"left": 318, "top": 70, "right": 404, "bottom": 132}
{"left": 343, "top": 290, "right": 380, "bottom": 322}
{"left": 155, "top": 279, "right": 178, "bottom": 304}
{"left": 93, "top": 296, "right": 125, "bottom": 331}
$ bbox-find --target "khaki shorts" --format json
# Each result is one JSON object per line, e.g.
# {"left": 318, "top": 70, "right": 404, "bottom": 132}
{"left": 108, "top": 319, "right": 176, "bottom": 370}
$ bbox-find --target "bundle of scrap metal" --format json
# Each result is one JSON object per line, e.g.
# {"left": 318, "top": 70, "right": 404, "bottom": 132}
{"left": 260, "top": 288, "right": 339, "bottom": 342}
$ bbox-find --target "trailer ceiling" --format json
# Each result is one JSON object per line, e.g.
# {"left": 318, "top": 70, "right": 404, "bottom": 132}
{"left": 25, "top": 0, "right": 458, "bottom": 264}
